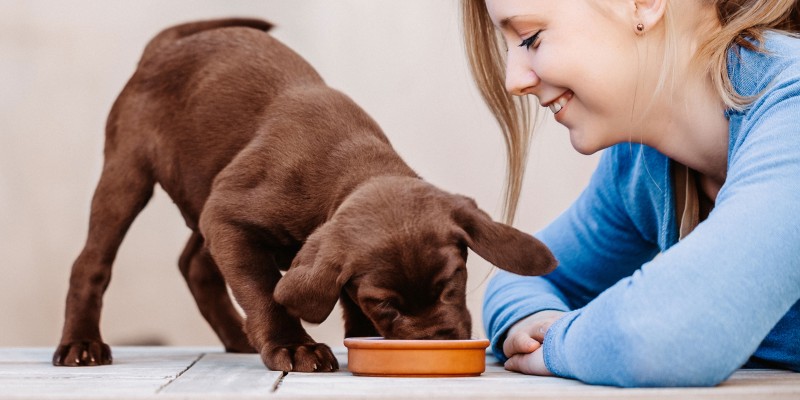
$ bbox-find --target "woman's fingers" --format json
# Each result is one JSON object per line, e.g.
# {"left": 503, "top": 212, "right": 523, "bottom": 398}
{"left": 501, "top": 310, "right": 565, "bottom": 376}
{"left": 503, "top": 310, "right": 566, "bottom": 357}
{"left": 502, "top": 331, "right": 541, "bottom": 358}
{"left": 504, "top": 348, "right": 553, "bottom": 376}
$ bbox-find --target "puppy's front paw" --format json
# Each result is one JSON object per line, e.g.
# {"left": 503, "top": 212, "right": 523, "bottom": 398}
{"left": 53, "top": 341, "right": 112, "bottom": 366}
{"left": 262, "top": 342, "right": 339, "bottom": 372}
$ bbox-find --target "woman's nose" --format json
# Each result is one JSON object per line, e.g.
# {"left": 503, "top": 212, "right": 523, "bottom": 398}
{"left": 505, "top": 47, "right": 539, "bottom": 96}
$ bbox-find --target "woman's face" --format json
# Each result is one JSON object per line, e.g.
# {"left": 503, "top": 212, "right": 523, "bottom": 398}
{"left": 486, "top": 0, "right": 642, "bottom": 154}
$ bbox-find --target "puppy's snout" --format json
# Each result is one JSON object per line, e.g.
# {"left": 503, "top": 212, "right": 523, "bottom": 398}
{"left": 432, "top": 328, "right": 459, "bottom": 340}
{"left": 383, "top": 310, "right": 471, "bottom": 341}
{"left": 414, "top": 323, "right": 470, "bottom": 340}
{"left": 385, "top": 326, "right": 469, "bottom": 340}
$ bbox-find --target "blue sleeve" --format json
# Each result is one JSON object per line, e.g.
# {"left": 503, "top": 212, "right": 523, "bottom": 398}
{"left": 483, "top": 146, "right": 661, "bottom": 362}
{"left": 543, "top": 77, "right": 800, "bottom": 387}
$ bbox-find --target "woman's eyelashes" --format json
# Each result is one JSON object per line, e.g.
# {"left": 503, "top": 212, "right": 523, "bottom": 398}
{"left": 519, "top": 30, "right": 542, "bottom": 50}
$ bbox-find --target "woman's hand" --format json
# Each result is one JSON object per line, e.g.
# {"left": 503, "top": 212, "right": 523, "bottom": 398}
{"left": 502, "top": 310, "right": 564, "bottom": 375}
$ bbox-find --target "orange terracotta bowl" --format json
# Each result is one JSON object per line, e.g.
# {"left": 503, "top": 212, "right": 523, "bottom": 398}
{"left": 343, "top": 337, "right": 490, "bottom": 377}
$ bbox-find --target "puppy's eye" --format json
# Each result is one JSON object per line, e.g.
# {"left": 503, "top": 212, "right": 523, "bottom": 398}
{"left": 378, "top": 299, "right": 394, "bottom": 310}
{"left": 440, "top": 287, "right": 462, "bottom": 305}
{"left": 383, "top": 308, "right": 401, "bottom": 322}
{"left": 364, "top": 297, "right": 401, "bottom": 317}
{"left": 374, "top": 300, "right": 400, "bottom": 321}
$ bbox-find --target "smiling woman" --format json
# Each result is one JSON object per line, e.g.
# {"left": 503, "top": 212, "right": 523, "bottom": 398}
{"left": 462, "top": 0, "right": 800, "bottom": 388}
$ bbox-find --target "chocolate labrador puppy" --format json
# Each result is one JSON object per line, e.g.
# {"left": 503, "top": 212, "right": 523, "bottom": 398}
{"left": 53, "top": 18, "right": 556, "bottom": 372}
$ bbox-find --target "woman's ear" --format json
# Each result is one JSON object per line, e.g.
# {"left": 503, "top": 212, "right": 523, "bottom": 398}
{"left": 634, "top": 0, "right": 667, "bottom": 33}
{"left": 451, "top": 196, "right": 557, "bottom": 276}
{"left": 274, "top": 224, "right": 350, "bottom": 324}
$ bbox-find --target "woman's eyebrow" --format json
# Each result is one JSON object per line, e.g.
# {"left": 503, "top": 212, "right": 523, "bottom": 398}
{"left": 499, "top": 15, "right": 540, "bottom": 29}
{"left": 499, "top": 15, "right": 524, "bottom": 28}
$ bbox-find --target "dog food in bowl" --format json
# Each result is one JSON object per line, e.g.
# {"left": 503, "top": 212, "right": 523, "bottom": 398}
{"left": 343, "top": 337, "right": 490, "bottom": 377}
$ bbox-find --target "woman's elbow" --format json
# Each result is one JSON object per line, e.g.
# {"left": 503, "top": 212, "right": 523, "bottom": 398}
{"left": 610, "top": 357, "right": 734, "bottom": 388}
{"left": 575, "top": 333, "right": 738, "bottom": 387}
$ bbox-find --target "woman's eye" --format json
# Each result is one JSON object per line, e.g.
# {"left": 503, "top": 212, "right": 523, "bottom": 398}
{"left": 519, "top": 31, "right": 542, "bottom": 50}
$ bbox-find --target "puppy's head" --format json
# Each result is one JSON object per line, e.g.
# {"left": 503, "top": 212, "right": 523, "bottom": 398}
{"left": 274, "top": 177, "right": 556, "bottom": 339}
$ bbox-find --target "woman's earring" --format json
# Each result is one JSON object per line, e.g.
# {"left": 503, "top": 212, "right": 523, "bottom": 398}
{"left": 636, "top": 23, "right": 644, "bottom": 32}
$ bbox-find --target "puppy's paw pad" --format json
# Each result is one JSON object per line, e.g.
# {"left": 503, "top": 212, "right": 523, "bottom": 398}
{"left": 53, "top": 341, "right": 112, "bottom": 366}
{"left": 263, "top": 343, "right": 338, "bottom": 372}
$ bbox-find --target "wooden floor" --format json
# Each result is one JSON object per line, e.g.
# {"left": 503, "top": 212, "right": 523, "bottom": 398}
{"left": 1, "top": 347, "right": 799, "bottom": 399}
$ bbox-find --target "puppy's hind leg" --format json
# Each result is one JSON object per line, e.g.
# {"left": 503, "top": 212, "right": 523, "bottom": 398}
{"left": 178, "top": 232, "right": 254, "bottom": 353}
{"left": 53, "top": 153, "right": 155, "bottom": 366}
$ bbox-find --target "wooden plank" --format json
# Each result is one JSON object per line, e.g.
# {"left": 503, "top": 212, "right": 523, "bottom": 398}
{"left": 274, "top": 351, "right": 588, "bottom": 399}
{"left": 159, "top": 352, "right": 283, "bottom": 395}
{"left": 0, "top": 347, "right": 798, "bottom": 400}
{"left": 0, "top": 347, "right": 206, "bottom": 398}
{"left": 272, "top": 351, "right": 800, "bottom": 400}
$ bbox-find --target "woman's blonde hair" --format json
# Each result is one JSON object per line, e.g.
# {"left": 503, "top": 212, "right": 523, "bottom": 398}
{"left": 462, "top": 0, "right": 535, "bottom": 225}
{"left": 461, "top": 0, "right": 799, "bottom": 224}
{"left": 699, "top": 0, "right": 800, "bottom": 108}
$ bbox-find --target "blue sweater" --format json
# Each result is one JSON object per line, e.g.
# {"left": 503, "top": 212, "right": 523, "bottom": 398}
{"left": 483, "top": 32, "right": 800, "bottom": 387}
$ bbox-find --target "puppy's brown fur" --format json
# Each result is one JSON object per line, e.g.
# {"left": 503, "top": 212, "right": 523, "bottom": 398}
{"left": 54, "top": 18, "right": 556, "bottom": 372}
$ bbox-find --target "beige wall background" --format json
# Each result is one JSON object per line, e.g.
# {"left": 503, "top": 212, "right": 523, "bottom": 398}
{"left": 0, "top": 1, "right": 599, "bottom": 348}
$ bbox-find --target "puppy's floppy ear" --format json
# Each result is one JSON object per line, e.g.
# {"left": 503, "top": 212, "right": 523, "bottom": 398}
{"left": 274, "top": 224, "right": 350, "bottom": 324}
{"left": 451, "top": 196, "right": 557, "bottom": 276}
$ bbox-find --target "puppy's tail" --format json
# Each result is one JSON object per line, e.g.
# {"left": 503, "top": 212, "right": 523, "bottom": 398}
{"left": 142, "top": 18, "right": 273, "bottom": 56}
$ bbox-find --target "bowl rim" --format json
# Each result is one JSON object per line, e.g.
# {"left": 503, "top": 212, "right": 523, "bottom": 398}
{"left": 343, "top": 336, "right": 490, "bottom": 350}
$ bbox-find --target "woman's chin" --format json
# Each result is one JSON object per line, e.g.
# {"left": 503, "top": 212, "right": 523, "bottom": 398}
{"left": 569, "top": 136, "right": 602, "bottom": 155}
{"left": 568, "top": 129, "right": 616, "bottom": 155}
